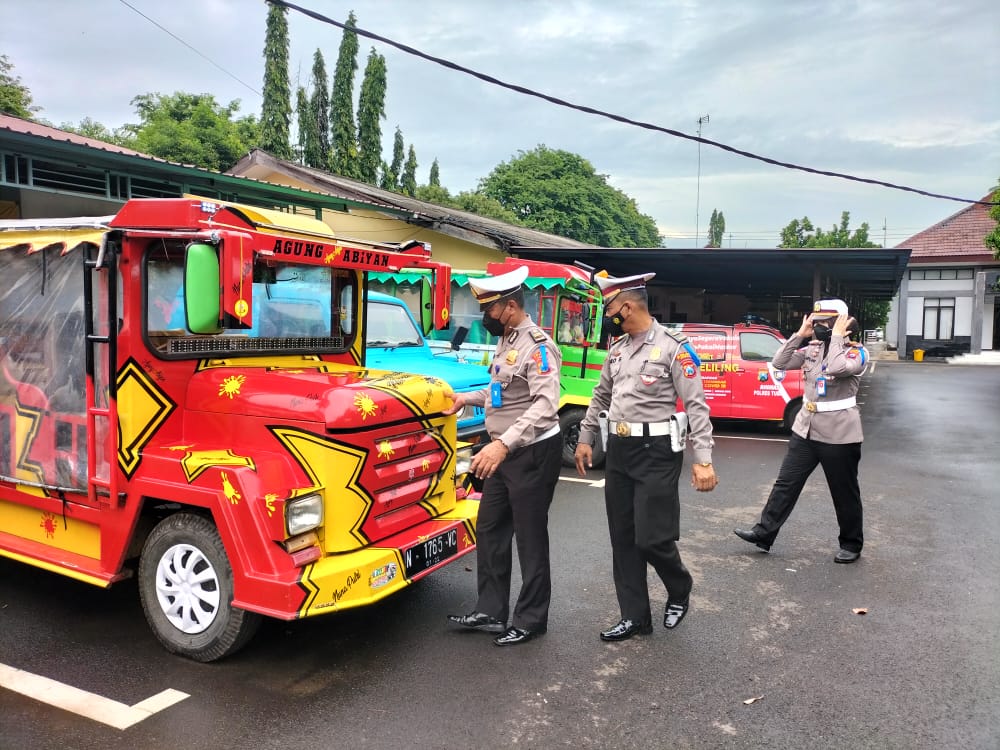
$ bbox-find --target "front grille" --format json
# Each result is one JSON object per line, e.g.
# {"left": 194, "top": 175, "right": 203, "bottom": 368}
{"left": 168, "top": 336, "right": 344, "bottom": 354}
{"left": 364, "top": 424, "right": 454, "bottom": 540}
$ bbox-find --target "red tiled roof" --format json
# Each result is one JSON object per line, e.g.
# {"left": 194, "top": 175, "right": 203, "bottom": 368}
{"left": 1, "top": 114, "right": 165, "bottom": 160}
{"left": 896, "top": 195, "right": 997, "bottom": 263}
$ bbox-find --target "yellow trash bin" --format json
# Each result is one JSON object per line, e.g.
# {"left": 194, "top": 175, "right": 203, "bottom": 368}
{"left": 913, "top": 349, "right": 925, "bottom": 362}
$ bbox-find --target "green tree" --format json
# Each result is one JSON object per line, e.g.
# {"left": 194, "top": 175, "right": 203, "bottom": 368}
{"left": 780, "top": 211, "right": 887, "bottom": 327}
{"left": 379, "top": 126, "right": 404, "bottom": 190}
{"left": 479, "top": 145, "right": 661, "bottom": 246}
{"left": 124, "top": 92, "right": 259, "bottom": 171}
{"left": 306, "top": 49, "right": 331, "bottom": 169}
{"left": 331, "top": 11, "right": 360, "bottom": 178}
{"left": 429, "top": 158, "right": 441, "bottom": 188}
{"left": 402, "top": 145, "right": 418, "bottom": 196}
{"left": 295, "top": 86, "right": 313, "bottom": 164}
{"left": 0, "top": 55, "right": 38, "bottom": 118}
{"left": 413, "top": 185, "right": 522, "bottom": 224}
{"left": 779, "top": 211, "right": 879, "bottom": 249}
{"left": 58, "top": 117, "right": 129, "bottom": 145}
{"left": 260, "top": 2, "right": 293, "bottom": 159}
{"left": 414, "top": 184, "right": 453, "bottom": 205}
{"left": 452, "top": 191, "right": 521, "bottom": 223}
{"left": 357, "top": 48, "right": 387, "bottom": 184}
{"left": 984, "top": 179, "right": 1000, "bottom": 261}
{"left": 708, "top": 209, "right": 725, "bottom": 248}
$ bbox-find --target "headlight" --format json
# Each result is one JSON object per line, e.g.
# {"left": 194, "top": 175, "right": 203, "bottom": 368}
{"left": 455, "top": 445, "right": 474, "bottom": 477}
{"left": 286, "top": 493, "right": 323, "bottom": 535}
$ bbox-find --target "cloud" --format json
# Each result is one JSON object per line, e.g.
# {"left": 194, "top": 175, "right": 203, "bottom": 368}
{"left": 3, "top": 0, "right": 997, "bottom": 249}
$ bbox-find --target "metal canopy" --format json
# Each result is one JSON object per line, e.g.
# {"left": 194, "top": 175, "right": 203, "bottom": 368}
{"left": 510, "top": 246, "right": 912, "bottom": 301}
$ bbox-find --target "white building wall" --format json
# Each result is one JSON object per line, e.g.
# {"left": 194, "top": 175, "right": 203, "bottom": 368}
{"left": 906, "top": 297, "right": 924, "bottom": 336}
{"left": 907, "top": 279, "right": 975, "bottom": 293}
{"left": 983, "top": 300, "right": 996, "bottom": 349}
{"left": 886, "top": 291, "right": 900, "bottom": 347}
{"left": 954, "top": 297, "right": 974, "bottom": 336}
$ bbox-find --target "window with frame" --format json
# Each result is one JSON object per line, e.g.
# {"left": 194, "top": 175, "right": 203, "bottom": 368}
{"left": 922, "top": 298, "right": 954, "bottom": 340}
{"left": 910, "top": 268, "right": 974, "bottom": 280}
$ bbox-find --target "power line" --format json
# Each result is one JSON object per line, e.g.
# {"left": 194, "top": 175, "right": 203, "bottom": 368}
{"left": 271, "top": 0, "right": 997, "bottom": 208}
{"left": 117, "top": 0, "right": 261, "bottom": 98}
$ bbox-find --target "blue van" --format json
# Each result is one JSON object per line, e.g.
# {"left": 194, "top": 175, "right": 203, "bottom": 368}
{"left": 366, "top": 292, "right": 489, "bottom": 441}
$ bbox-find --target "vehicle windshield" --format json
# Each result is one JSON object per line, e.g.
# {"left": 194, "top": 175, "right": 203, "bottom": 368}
{"left": 366, "top": 300, "right": 423, "bottom": 348}
{"left": 739, "top": 331, "right": 784, "bottom": 362}
{"left": 146, "top": 240, "right": 356, "bottom": 358}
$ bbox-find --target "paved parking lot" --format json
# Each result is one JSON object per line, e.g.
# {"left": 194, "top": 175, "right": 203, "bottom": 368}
{"left": 1, "top": 361, "right": 998, "bottom": 749}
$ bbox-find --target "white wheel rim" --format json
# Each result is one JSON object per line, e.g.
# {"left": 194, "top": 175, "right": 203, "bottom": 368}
{"left": 155, "top": 543, "right": 221, "bottom": 634}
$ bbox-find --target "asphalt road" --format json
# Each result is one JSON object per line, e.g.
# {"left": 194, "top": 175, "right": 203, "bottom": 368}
{"left": 1, "top": 361, "right": 998, "bottom": 749}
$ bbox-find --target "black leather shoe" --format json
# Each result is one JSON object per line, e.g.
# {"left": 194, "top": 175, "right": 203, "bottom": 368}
{"left": 447, "top": 611, "right": 505, "bottom": 633}
{"left": 834, "top": 549, "right": 861, "bottom": 564}
{"left": 493, "top": 626, "right": 545, "bottom": 646}
{"left": 599, "top": 618, "right": 653, "bottom": 642}
{"left": 734, "top": 528, "right": 772, "bottom": 552}
{"left": 663, "top": 599, "right": 689, "bottom": 629}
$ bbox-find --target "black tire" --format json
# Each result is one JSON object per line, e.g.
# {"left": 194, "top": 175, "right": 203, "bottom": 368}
{"left": 138, "top": 513, "right": 262, "bottom": 662}
{"left": 560, "top": 407, "right": 605, "bottom": 469}
{"left": 783, "top": 398, "right": 802, "bottom": 432}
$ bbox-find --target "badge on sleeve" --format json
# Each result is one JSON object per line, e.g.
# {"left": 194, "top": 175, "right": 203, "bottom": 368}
{"left": 846, "top": 349, "right": 859, "bottom": 360}
{"left": 532, "top": 346, "right": 552, "bottom": 373}
{"left": 679, "top": 355, "right": 697, "bottom": 378}
{"left": 682, "top": 342, "right": 702, "bottom": 366}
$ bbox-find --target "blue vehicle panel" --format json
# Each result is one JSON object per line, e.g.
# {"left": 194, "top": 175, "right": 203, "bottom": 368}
{"left": 366, "top": 292, "right": 488, "bottom": 440}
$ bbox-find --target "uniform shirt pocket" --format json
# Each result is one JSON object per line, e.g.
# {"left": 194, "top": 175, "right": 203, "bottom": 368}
{"left": 638, "top": 361, "right": 669, "bottom": 386}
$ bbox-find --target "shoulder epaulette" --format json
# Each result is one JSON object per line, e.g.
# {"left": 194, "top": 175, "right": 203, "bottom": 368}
{"left": 661, "top": 326, "right": 689, "bottom": 345}
{"left": 528, "top": 328, "right": 547, "bottom": 343}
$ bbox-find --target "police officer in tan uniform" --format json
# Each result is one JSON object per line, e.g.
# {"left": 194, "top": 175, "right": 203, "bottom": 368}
{"left": 445, "top": 266, "right": 563, "bottom": 646}
{"left": 734, "top": 299, "right": 870, "bottom": 563}
{"left": 575, "top": 273, "right": 718, "bottom": 642}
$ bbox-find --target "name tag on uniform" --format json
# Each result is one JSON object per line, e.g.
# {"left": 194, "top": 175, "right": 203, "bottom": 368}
{"left": 815, "top": 376, "right": 827, "bottom": 396}
{"left": 491, "top": 381, "right": 503, "bottom": 407}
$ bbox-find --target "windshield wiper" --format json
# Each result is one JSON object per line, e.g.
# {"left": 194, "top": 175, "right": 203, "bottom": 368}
{"left": 368, "top": 340, "right": 422, "bottom": 349}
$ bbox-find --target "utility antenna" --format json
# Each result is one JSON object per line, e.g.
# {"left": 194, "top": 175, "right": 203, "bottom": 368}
{"left": 695, "top": 114, "right": 710, "bottom": 247}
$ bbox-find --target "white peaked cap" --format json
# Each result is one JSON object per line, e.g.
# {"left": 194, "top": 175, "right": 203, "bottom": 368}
{"left": 812, "top": 299, "right": 849, "bottom": 319}
{"left": 594, "top": 272, "right": 656, "bottom": 303}
{"left": 469, "top": 265, "right": 529, "bottom": 308}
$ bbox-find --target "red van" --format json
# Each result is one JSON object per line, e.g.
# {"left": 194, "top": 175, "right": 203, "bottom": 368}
{"left": 672, "top": 322, "right": 805, "bottom": 430}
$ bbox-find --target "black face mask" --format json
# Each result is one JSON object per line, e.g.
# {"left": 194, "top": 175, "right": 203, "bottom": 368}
{"left": 813, "top": 323, "right": 832, "bottom": 343}
{"left": 482, "top": 309, "right": 507, "bottom": 337}
{"left": 603, "top": 309, "right": 626, "bottom": 339}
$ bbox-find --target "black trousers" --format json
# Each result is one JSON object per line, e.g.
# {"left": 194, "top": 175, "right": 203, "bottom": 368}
{"left": 753, "top": 433, "right": 864, "bottom": 553}
{"left": 475, "top": 433, "right": 562, "bottom": 630}
{"left": 605, "top": 435, "right": 692, "bottom": 624}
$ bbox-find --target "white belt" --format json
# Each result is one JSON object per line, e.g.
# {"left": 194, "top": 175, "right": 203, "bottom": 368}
{"left": 525, "top": 423, "right": 561, "bottom": 446}
{"left": 611, "top": 421, "right": 671, "bottom": 438}
{"left": 804, "top": 396, "right": 856, "bottom": 413}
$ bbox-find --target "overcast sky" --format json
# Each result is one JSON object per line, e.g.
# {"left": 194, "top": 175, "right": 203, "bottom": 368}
{"left": 4, "top": 0, "right": 998, "bottom": 247}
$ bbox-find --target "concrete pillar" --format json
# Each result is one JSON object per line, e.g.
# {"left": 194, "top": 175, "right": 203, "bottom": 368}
{"left": 972, "top": 272, "right": 985, "bottom": 355}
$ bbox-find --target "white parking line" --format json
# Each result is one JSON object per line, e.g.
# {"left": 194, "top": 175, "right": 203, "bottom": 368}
{"left": 0, "top": 662, "right": 189, "bottom": 730}
{"left": 559, "top": 475, "right": 605, "bottom": 487}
